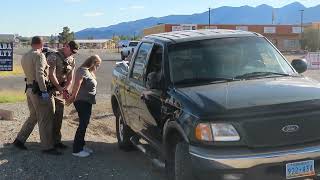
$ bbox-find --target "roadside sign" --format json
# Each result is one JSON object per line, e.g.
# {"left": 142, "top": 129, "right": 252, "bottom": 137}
{"left": 172, "top": 24, "right": 197, "bottom": 31}
{"left": 306, "top": 52, "right": 320, "bottom": 70}
{"left": 0, "top": 42, "right": 13, "bottom": 71}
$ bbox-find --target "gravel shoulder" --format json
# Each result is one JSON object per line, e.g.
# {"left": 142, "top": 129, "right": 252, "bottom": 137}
{"left": 0, "top": 94, "right": 166, "bottom": 180}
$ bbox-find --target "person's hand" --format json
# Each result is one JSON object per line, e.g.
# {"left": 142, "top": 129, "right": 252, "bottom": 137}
{"left": 57, "top": 86, "right": 64, "bottom": 94}
{"left": 41, "top": 92, "right": 50, "bottom": 101}
{"left": 65, "top": 95, "right": 75, "bottom": 106}
{"left": 63, "top": 89, "right": 71, "bottom": 99}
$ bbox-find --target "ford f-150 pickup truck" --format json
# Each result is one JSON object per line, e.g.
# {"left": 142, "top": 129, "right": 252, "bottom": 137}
{"left": 111, "top": 29, "right": 320, "bottom": 180}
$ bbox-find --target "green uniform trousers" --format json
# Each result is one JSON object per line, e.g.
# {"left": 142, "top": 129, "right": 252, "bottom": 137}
{"left": 53, "top": 96, "right": 65, "bottom": 144}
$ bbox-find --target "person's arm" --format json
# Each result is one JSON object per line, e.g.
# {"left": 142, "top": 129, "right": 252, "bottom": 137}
{"left": 65, "top": 68, "right": 74, "bottom": 91}
{"left": 47, "top": 54, "right": 64, "bottom": 93}
{"left": 35, "top": 53, "right": 48, "bottom": 92}
{"left": 66, "top": 69, "right": 83, "bottom": 105}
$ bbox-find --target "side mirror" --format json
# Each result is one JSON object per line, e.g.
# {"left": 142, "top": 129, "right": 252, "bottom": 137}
{"left": 146, "top": 72, "right": 161, "bottom": 89}
{"left": 291, "top": 59, "right": 308, "bottom": 74}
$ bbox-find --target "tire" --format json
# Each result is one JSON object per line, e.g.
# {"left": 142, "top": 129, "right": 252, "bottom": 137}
{"left": 115, "top": 108, "right": 135, "bottom": 151}
{"left": 166, "top": 141, "right": 195, "bottom": 180}
{"left": 175, "top": 142, "right": 195, "bottom": 180}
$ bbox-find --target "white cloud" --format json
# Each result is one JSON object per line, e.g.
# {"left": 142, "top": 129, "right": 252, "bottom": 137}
{"left": 130, "top": 5, "right": 145, "bottom": 9}
{"left": 120, "top": 5, "right": 145, "bottom": 11}
{"left": 83, "top": 12, "right": 104, "bottom": 17}
{"left": 64, "top": 0, "right": 82, "bottom": 3}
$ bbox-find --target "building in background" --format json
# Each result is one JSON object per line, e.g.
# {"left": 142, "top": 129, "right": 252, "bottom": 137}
{"left": 75, "top": 39, "right": 116, "bottom": 49}
{"left": 0, "top": 34, "right": 19, "bottom": 46}
{"left": 143, "top": 24, "right": 310, "bottom": 52}
{"left": 305, "top": 22, "right": 320, "bottom": 30}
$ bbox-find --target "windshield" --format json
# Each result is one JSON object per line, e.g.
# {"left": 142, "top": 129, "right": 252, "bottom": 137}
{"left": 168, "top": 37, "right": 296, "bottom": 85}
{"left": 129, "top": 42, "right": 139, "bottom": 47}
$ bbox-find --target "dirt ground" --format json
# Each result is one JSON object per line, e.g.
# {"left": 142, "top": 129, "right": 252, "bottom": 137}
{"left": 0, "top": 49, "right": 319, "bottom": 180}
{"left": 0, "top": 94, "right": 166, "bottom": 180}
{"left": 0, "top": 49, "right": 167, "bottom": 180}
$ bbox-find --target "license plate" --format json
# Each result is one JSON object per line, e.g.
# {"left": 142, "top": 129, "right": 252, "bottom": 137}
{"left": 286, "top": 160, "right": 315, "bottom": 179}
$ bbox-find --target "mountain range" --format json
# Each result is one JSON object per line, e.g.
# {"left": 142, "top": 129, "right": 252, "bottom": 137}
{"left": 75, "top": 2, "right": 320, "bottom": 39}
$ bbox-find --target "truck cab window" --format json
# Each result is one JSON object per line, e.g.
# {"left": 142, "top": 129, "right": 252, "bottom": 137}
{"left": 130, "top": 43, "right": 153, "bottom": 85}
{"left": 146, "top": 45, "right": 163, "bottom": 89}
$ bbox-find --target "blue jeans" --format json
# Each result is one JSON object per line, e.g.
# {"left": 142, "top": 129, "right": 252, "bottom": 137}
{"left": 73, "top": 100, "right": 92, "bottom": 153}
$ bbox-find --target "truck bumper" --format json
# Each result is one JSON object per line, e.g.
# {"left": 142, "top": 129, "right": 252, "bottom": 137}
{"left": 189, "top": 144, "right": 320, "bottom": 180}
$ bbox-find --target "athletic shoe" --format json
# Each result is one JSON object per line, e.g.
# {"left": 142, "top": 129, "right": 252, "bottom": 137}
{"left": 83, "top": 146, "right": 93, "bottom": 154}
{"left": 72, "top": 150, "right": 90, "bottom": 158}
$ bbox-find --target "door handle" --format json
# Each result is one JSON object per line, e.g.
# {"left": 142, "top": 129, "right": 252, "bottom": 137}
{"left": 126, "top": 87, "right": 131, "bottom": 92}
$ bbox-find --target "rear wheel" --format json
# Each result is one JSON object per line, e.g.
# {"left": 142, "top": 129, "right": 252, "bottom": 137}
{"left": 115, "top": 108, "right": 134, "bottom": 151}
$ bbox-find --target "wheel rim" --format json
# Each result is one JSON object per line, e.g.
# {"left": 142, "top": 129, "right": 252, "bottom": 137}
{"left": 118, "top": 115, "right": 124, "bottom": 142}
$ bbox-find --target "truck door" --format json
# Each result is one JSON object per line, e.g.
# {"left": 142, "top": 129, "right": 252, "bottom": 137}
{"left": 139, "top": 44, "right": 164, "bottom": 143}
{"left": 125, "top": 42, "right": 153, "bottom": 132}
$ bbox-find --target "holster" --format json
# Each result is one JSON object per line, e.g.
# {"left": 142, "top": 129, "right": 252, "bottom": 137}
{"left": 25, "top": 84, "right": 33, "bottom": 93}
{"left": 32, "top": 81, "right": 42, "bottom": 96}
{"left": 46, "top": 81, "right": 54, "bottom": 93}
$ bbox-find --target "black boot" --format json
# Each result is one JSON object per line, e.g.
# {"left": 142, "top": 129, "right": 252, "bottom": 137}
{"left": 42, "top": 148, "right": 63, "bottom": 156}
{"left": 54, "top": 143, "right": 68, "bottom": 149}
{"left": 13, "top": 139, "right": 28, "bottom": 150}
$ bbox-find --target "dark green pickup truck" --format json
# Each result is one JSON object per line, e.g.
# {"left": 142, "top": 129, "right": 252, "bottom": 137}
{"left": 111, "top": 29, "right": 320, "bottom": 180}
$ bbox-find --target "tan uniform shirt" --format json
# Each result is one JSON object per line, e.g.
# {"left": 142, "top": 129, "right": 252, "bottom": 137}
{"left": 47, "top": 49, "right": 75, "bottom": 86}
{"left": 21, "top": 49, "right": 49, "bottom": 92}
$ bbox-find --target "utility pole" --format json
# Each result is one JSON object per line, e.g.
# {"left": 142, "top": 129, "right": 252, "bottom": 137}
{"left": 318, "top": 24, "right": 320, "bottom": 51}
{"left": 300, "top": 10, "right": 304, "bottom": 49}
{"left": 272, "top": 9, "right": 275, "bottom": 25}
{"left": 208, "top": 8, "right": 211, "bottom": 28}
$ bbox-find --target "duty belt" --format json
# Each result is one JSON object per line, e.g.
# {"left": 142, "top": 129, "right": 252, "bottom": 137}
{"left": 25, "top": 84, "right": 33, "bottom": 93}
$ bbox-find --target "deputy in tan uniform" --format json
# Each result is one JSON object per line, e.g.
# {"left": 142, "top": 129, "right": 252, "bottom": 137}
{"left": 13, "top": 36, "right": 61, "bottom": 155}
{"left": 47, "top": 41, "right": 79, "bottom": 149}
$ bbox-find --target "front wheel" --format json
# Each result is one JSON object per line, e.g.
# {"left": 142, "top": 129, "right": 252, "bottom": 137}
{"left": 166, "top": 141, "right": 195, "bottom": 180}
{"left": 175, "top": 142, "right": 195, "bottom": 180}
{"left": 115, "top": 109, "right": 134, "bottom": 151}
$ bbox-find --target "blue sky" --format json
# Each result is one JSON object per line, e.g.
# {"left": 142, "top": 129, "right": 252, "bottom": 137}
{"left": 1, "top": 0, "right": 318, "bottom": 36}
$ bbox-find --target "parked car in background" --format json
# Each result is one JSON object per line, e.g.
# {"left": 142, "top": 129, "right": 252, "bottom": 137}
{"left": 111, "top": 29, "right": 318, "bottom": 180}
{"left": 120, "top": 41, "right": 139, "bottom": 60}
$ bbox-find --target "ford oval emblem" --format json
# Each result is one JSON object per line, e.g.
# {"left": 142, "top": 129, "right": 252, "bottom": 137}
{"left": 282, "top": 125, "right": 300, "bottom": 133}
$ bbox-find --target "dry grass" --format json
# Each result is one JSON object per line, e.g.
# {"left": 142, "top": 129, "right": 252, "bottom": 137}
{"left": 0, "top": 65, "right": 24, "bottom": 77}
{"left": 0, "top": 90, "right": 26, "bottom": 103}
